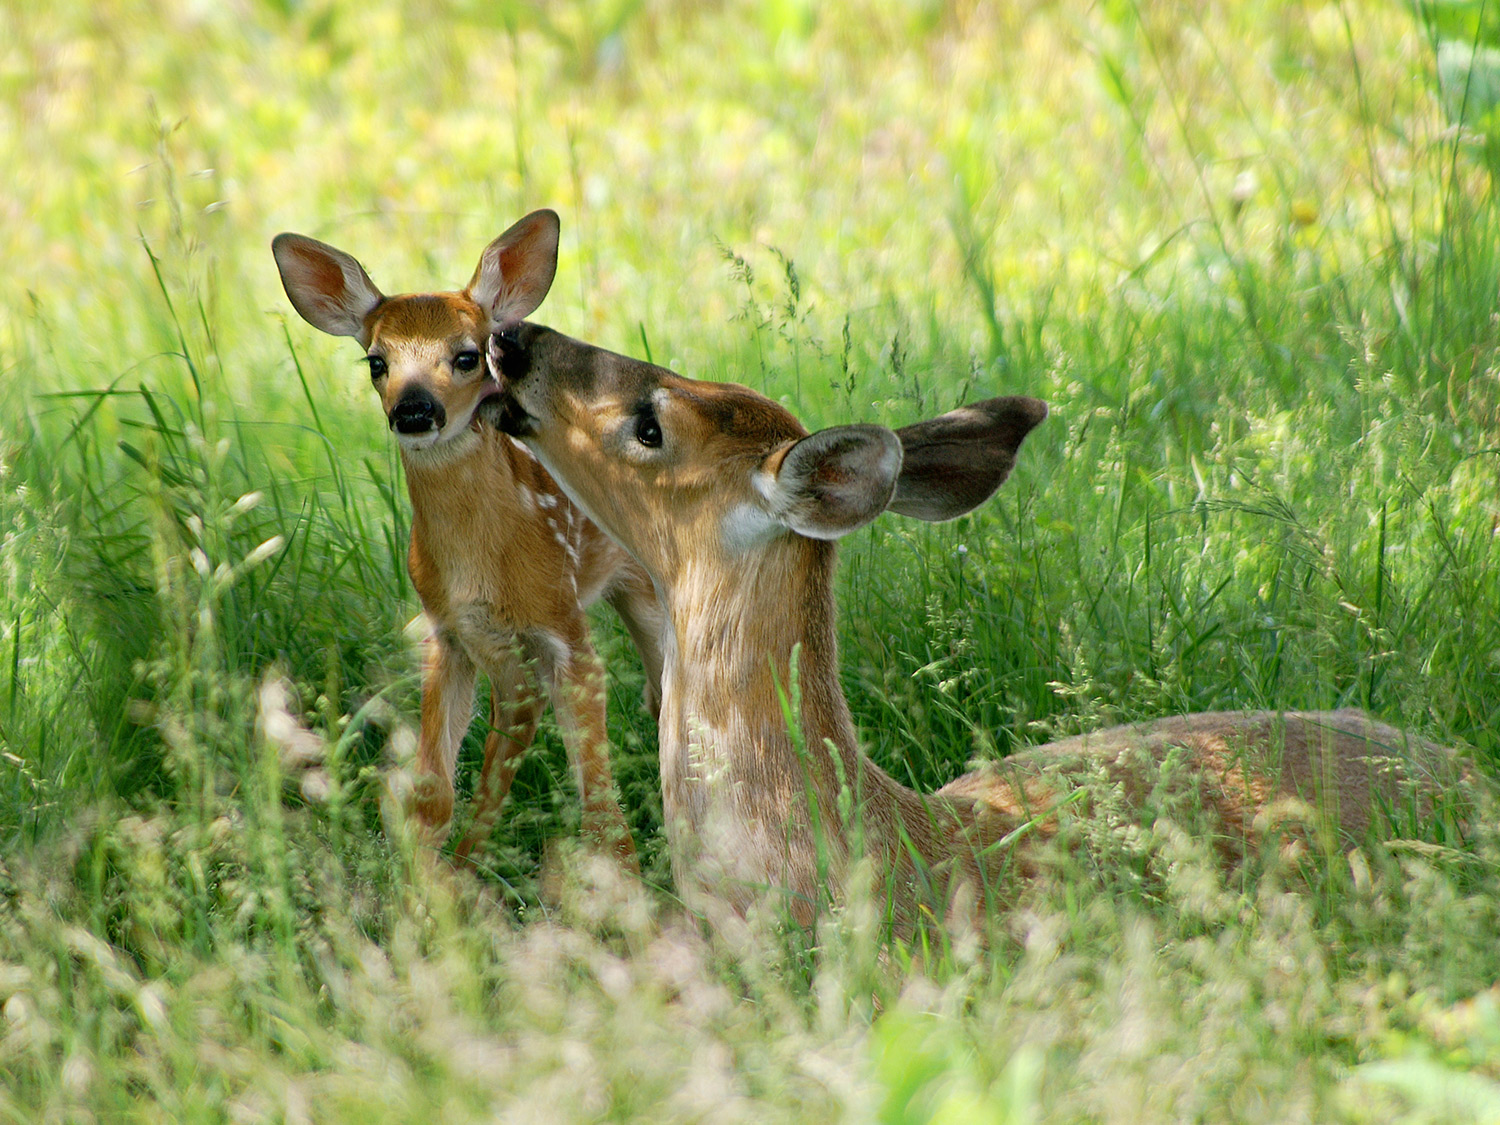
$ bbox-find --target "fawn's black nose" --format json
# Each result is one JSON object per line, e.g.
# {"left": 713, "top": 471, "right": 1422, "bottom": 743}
{"left": 390, "top": 390, "right": 446, "bottom": 434}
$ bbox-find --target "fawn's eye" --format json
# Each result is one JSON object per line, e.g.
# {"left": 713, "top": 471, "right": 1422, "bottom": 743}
{"left": 366, "top": 355, "right": 388, "bottom": 380}
{"left": 635, "top": 406, "right": 663, "bottom": 448}
{"left": 453, "top": 350, "right": 480, "bottom": 373}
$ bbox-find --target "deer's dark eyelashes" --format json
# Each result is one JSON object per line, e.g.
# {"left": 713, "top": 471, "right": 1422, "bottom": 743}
{"left": 366, "top": 355, "right": 388, "bottom": 380}
{"left": 453, "top": 350, "right": 480, "bottom": 373}
{"left": 635, "top": 405, "right": 663, "bottom": 448}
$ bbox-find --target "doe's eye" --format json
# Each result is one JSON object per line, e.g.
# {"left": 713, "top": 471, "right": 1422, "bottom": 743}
{"left": 366, "top": 355, "right": 388, "bottom": 380}
{"left": 636, "top": 407, "right": 663, "bottom": 448}
{"left": 453, "top": 350, "right": 480, "bottom": 373}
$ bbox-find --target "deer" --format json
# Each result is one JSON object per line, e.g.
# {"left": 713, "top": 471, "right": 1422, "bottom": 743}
{"left": 472, "top": 215, "right": 1475, "bottom": 933}
{"left": 271, "top": 210, "right": 664, "bottom": 868}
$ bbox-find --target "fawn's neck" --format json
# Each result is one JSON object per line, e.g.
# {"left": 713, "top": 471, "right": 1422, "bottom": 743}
{"left": 398, "top": 426, "right": 572, "bottom": 623}
{"left": 399, "top": 425, "right": 509, "bottom": 515}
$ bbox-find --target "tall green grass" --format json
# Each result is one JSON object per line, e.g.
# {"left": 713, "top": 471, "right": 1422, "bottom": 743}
{"left": 3, "top": 0, "right": 1500, "bottom": 1119}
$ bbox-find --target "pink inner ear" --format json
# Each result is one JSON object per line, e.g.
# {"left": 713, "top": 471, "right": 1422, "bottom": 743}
{"left": 472, "top": 211, "right": 560, "bottom": 326}
{"left": 296, "top": 248, "right": 348, "bottom": 300}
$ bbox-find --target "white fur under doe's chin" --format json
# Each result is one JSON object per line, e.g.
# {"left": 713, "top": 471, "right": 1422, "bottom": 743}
{"left": 720, "top": 500, "right": 782, "bottom": 554}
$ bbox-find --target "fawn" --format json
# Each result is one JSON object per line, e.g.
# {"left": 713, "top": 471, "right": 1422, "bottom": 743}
{"left": 477, "top": 214, "right": 1469, "bottom": 930}
{"left": 272, "top": 210, "right": 664, "bottom": 866}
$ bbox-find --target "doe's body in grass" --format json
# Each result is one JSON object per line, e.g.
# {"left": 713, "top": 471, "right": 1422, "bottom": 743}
{"left": 272, "top": 210, "right": 664, "bottom": 866}
{"left": 481, "top": 214, "right": 1473, "bottom": 932}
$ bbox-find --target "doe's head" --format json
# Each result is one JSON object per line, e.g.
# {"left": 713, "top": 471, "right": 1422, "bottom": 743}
{"left": 490, "top": 323, "right": 1047, "bottom": 584}
{"left": 490, "top": 324, "right": 904, "bottom": 577}
{"left": 271, "top": 209, "right": 560, "bottom": 454}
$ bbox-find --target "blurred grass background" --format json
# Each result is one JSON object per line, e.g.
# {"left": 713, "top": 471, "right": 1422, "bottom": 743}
{"left": 4, "top": 0, "right": 1500, "bottom": 1119}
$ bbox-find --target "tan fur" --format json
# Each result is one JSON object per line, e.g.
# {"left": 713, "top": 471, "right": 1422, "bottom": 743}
{"left": 272, "top": 217, "right": 664, "bottom": 865}
{"left": 493, "top": 318, "right": 1474, "bottom": 932}
{"left": 942, "top": 708, "right": 1465, "bottom": 871}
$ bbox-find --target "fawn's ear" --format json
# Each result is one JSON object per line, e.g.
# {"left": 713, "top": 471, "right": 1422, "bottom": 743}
{"left": 271, "top": 233, "right": 384, "bottom": 343}
{"left": 468, "top": 209, "right": 561, "bottom": 331}
{"left": 888, "top": 395, "right": 1049, "bottom": 521}
{"left": 761, "top": 425, "right": 904, "bottom": 540}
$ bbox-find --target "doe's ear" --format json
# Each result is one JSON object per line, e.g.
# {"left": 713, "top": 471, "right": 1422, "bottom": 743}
{"left": 271, "top": 233, "right": 384, "bottom": 343}
{"left": 762, "top": 425, "right": 903, "bottom": 540}
{"left": 468, "top": 208, "right": 561, "bottom": 331}
{"left": 889, "top": 395, "right": 1048, "bottom": 521}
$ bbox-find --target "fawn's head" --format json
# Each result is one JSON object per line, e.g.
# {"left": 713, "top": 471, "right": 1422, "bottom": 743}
{"left": 272, "top": 210, "right": 560, "bottom": 456}
{"left": 477, "top": 222, "right": 1047, "bottom": 583}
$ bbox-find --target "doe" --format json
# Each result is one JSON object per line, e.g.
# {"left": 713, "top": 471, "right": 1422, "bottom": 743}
{"left": 481, "top": 216, "right": 1468, "bottom": 930}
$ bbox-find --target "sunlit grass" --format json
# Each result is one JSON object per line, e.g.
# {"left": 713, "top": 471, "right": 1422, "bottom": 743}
{"left": 4, "top": 0, "right": 1500, "bottom": 1120}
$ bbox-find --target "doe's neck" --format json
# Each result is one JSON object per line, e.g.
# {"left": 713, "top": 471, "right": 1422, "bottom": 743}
{"left": 662, "top": 533, "right": 857, "bottom": 761}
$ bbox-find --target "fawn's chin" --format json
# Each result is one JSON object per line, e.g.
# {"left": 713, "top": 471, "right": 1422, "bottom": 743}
{"left": 393, "top": 430, "right": 443, "bottom": 452}
{"left": 394, "top": 421, "right": 470, "bottom": 453}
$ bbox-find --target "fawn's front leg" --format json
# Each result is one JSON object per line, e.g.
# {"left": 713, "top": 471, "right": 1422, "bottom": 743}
{"left": 606, "top": 566, "right": 667, "bottom": 722}
{"left": 411, "top": 630, "right": 478, "bottom": 843}
{"left": 453, "top": 648, "right": 545, "bottom": 865}
{"left": 536, "top": 621, "right": 639, "bottom": 871}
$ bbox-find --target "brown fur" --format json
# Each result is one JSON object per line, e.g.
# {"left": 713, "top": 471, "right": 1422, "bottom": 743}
{"left": 493, "top": 318, "right": 1473, "bottom": 931}
{"left": 942, "top": 708, "right": 1465, "bottom": 872}
{"left": 272, "top": 215, "right": 664, "bottom": 865}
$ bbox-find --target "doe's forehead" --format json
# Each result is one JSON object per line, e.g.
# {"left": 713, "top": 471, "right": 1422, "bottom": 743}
{"left": 661, "top": 381, "right": 807, "bottom": 447}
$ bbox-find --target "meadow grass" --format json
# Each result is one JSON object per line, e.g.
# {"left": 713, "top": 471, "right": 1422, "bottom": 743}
{"left": 3, "top": 0, "right": 1500, "bottom": 1119}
